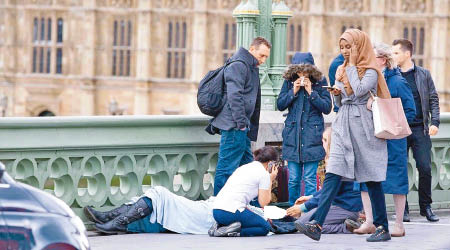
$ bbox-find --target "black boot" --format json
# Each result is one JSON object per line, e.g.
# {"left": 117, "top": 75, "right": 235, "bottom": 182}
{"left": 420, "top": 206, "right": 439, "bottom": 222}
{"left": 294, "top": 219, "right": 322, "bottom": 241}
{"left": 94, "top": 198, "right": 151, "bottom": 234}
{"left": 84, "top": 204, "right": 131, "bottom": 224}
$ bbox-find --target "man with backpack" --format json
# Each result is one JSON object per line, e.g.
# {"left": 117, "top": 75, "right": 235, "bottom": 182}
{"left": 208, "top": 37, "right": 271, "bottom": 196}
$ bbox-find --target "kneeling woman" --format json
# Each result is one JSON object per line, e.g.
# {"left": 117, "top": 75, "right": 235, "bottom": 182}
{"left": 212, "top": 146, "right": 279, "bottom": 237}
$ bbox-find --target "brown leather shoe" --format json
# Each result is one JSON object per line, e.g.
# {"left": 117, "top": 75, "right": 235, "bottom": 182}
{"left": 353, "top": 222, "right": 376, "bottom": 235}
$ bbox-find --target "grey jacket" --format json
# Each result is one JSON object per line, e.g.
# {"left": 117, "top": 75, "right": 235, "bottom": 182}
{"left": 412, "top": 65, "right": 440, "bottom": 133}
{"left": 211, "top": 47, "right": 261, "bottom": 141}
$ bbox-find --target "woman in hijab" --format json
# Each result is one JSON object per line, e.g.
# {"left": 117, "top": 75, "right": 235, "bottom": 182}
{"left": 294, "top": 29, "right": 392, "bottom": 242}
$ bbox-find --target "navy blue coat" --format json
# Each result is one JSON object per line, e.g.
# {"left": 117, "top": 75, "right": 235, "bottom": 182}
{"left": 328, "top": 54, "right": 344, "bottom": 112}
{"left": 277, "top": 53, "right": 332, "bottom": 163}
{"left": 361, "top": 67, "right": 416, "bottom": 194}
{"left": 383, "top": 68, "right": 416, "bottom": 194}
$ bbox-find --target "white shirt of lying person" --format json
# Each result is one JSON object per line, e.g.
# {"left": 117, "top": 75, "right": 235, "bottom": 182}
{"left": 213, "top": 161, "right": 271, "bottom": 213}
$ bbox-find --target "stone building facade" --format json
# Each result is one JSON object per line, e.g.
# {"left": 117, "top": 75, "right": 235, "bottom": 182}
{"left": 0, "top": 0, "right": 448, "bottom": 116}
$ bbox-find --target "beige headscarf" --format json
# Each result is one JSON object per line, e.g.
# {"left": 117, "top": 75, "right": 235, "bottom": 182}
{"left": 336, "top": 29, "right": 391, "bottom": 99}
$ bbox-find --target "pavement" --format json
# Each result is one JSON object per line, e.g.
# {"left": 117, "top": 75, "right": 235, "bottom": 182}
{"left": 88, "top": 210, "right": 450, "bottom": 250}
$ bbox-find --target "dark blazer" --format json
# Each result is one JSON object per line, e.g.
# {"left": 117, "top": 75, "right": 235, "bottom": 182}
{"left": 277, "top": 52, "right": 332, "bottom": 163}
{"left": 211, "top": 47, "right": 261, "bottom": 141}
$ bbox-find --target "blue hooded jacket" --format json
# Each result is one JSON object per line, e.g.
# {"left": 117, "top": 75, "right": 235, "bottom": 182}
{"left": 328, "top": 54, "right": 345, "bottom": 112}
{"left": 277, "top": 52, "right": 332, "bottom": 163}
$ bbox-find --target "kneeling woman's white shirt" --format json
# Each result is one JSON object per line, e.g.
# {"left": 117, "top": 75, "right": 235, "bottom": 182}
{"left": 213, "top": 161, "right": 271, "bottom": 213}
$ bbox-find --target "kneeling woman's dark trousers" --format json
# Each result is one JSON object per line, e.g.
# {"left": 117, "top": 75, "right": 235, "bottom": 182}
{"left": 310, "top": 173, "right": 389, "bottom": 231}
{"left": 213, "top": 208, "right": 271, "bottom": 237}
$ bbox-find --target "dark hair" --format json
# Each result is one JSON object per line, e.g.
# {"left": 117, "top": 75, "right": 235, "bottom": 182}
{"left": 250, "top": 36, "right": 272, "bottom": 49}
{"left": 253, "top": 146, "right": 279, "bottom": 163}
{"left": 283, "top": 64, "right": 323, "bottom": 83}
{"left": 393, "top": 39, "right": 413, "bottom": 55}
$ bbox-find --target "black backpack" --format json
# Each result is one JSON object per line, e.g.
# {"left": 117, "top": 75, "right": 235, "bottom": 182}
{"left": 197, "top": 59, "right": 247, "bottom": 117}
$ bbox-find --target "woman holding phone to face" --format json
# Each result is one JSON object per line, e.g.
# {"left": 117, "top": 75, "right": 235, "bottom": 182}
{"left": 277, "top": 52, "right": 332, "bottom": 206}
{"left": 294, "top": 29, "right": 392, "bottom": 242}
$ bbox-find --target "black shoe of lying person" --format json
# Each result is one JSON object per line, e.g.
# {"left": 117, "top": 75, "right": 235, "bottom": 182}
{"left": 366, "top": 226, "right": 391, "bottom": 242}
{"left": 294, "top": 219, "right": 322, "bottom": 241}
{"left": 213, "top": 222, "right": 241, "bottom": 237}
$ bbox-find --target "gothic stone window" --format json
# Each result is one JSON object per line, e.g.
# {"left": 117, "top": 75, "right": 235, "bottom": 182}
{"left": 32, "top": 17, "right": 63, "bottom": 74}
{"left": 222, "top": 21, "right": 237, "bottom": 63}
{"left": 403, "top": 24, "right": 425, "bottom": 67}
{"left": 166, "top": 18, "right": 188, "bottom": 79}
{"left": 286, "top": 21, "right": 302, "bottom": 64}
{"left": 112, "top": 19, "right": 132, "bottom": 76}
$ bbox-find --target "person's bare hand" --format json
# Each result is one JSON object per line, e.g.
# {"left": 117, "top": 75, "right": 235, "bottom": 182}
{"left": 303, "top": 77, "right": 312, "bottom": 95}
{"left": 270, "top": 165, "right": 279, "bottom": 182}
{"left": 293, "top": 78, "right": 302, "bottom": 95}
{"left": 286, "top": 205, "right": 301, "bottom": 218}
{"left": 349, "top": 44, "right": 358, "bottom": 66}
{"left": 294, "top": 195, "right": 311, "bottom": 205}
{"left": 327, "top": 87, "right": 341, "bottom": 96}
{"left": 429, "top": 125, "right": 439, "bottom": 136}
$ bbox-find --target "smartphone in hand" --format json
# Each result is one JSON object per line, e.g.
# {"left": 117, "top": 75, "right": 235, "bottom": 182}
{"left": 322, "top": 86, "right": 338, "bottom": 91}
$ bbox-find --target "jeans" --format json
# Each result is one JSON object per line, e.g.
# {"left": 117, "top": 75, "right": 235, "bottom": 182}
{"left": 288, "top": 161, "right": 319, "bottom": 205}
{"left": 213, "top": 209, "right": 271, "bottom": 237}
{"left": 213, "top": 129, "right": 253, "bottom": 196}
{"left": 407, "top": 125, "right": 433, "bottom": 211}
{"left": 309, "top": 173, "right": 389, "bottom": 231}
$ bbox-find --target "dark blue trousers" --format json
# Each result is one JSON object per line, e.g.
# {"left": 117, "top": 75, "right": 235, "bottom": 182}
{"left": 406, "top": 125, "right": 433, "bottom": 211}
{"left": 213, "top": 209, "right": 271, "bottom": 237}
{"left": 310, "top": 173, "right": 389, "bottom": 231}
{"left": 213, "top": 129, "right": 253, "bottom": 195}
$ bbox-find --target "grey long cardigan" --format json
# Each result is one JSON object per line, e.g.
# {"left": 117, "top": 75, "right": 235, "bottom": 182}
{"left": 327, "top": 66, "right": 387, "bottom": 182}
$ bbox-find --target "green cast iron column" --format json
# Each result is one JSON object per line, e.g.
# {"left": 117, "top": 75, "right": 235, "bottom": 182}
{"left": 270, "top": 1, "right": 292, "bottom": 98}
{"left": 233, "top": 0, "right": 292, "bottom": 110}
{"left": 233, "top": 0, "right": 259, "bottom": 49}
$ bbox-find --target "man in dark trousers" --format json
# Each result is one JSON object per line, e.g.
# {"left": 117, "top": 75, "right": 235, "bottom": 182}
{"left": 211, "top": 37, "right": 271, "bottom": 195}
{"left": 392, "top": 39, "right": 440, "bottom": 222}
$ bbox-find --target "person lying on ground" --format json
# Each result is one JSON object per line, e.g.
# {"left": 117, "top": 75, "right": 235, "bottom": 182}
{"left": 84, "top": 186, "right": 264, "bottom": 235}
{"left": 286, "top": 181, "right": 362, "bottom": 234}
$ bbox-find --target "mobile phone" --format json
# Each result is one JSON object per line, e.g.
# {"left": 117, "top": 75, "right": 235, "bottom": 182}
{"left": 322, "top": 86, "right": 338, "bottom": 91}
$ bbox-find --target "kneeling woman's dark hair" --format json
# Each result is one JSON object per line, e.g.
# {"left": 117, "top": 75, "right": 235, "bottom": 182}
{"left": 253, "top": 146, "right": 279, "bottom": 163}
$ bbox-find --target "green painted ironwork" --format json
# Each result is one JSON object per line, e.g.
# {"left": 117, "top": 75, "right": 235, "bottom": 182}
{"left": 233, "top": 0, "right": 292, "bottom": 110}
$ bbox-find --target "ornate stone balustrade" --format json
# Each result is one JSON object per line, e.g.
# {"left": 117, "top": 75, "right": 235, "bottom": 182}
{"left": 0, "top": 114, "right": 449, "bottom": 221}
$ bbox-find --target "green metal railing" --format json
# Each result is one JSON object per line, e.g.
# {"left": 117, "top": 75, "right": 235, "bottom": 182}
{"left": 0, "top": 114, "right": 449, "bottom": 221}
{"left": 0, "top": 116, "right": 220, "bottom": 221}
